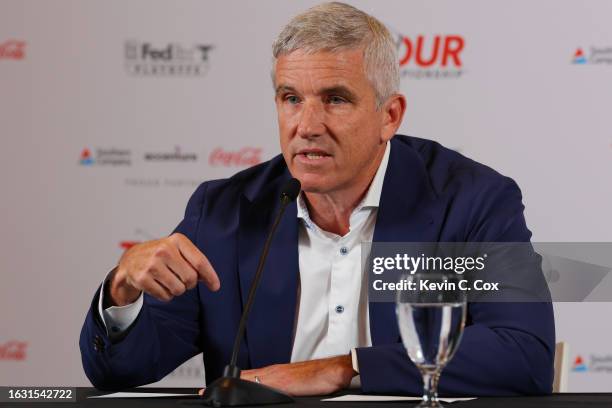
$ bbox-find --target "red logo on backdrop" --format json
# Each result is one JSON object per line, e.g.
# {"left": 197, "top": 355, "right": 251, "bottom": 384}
{"left": 119, "top": 228, "right": 155, "bottom": 251}
{"left": 398, "top": 35, "right": 464, "bottom": 67}
{"left": 394, "top": 33, "right": 465, "bottom": 79}
{"left": 209, "top": 147, "right": 262, "bottom": 167}
{"left": 0, "top": 40, "right": 26, "bottom": 60}
{"left": 119, "top": 241, "right": 141, "bottom": 250}
{"left": 0, "top": 341, "right": 28, "bottom": 361}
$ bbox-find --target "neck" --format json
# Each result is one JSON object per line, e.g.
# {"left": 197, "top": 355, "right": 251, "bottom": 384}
{"left": 304, "top": 145, "right": 386, "bottom": 236}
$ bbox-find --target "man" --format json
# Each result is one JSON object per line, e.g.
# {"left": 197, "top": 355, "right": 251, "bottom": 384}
{"left": 80, "top": 2, "right": 555, "bottom": 396}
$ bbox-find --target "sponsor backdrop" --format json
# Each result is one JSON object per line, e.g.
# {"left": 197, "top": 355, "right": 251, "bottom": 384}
{"left": 1, "top": 0, "right": 611, "bottom": 392}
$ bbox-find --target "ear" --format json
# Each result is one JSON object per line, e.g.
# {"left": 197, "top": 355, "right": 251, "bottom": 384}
{"left": 380, "top": 94, "right": 407, "bottom": 143}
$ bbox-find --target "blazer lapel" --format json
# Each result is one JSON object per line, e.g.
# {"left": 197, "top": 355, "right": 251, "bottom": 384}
{"left": 369, "top": 138, "right": 444, "bottom": 345}
{"left": 237, "top": 182, "right": 299, "bottom": 369}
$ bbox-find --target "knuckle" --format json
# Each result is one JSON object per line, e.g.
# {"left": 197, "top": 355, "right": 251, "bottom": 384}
{"left": 153, "top": 244, "right": 170, "bottom": 260}
{"left": 170, "top": 285, "right": 184, "bottom": 297}
{"left": 143, "top": 261, "right": 158, "bottom": 276}
{"left": 193, "top": 259, "right": 207, "bottom": 273}
{"left": 185, "top": 276, "right": 197, "bottom": 289}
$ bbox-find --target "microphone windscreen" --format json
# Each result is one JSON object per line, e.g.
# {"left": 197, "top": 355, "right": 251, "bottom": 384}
{"left": 280, "top": 178, "right": 301, "bottom": 202}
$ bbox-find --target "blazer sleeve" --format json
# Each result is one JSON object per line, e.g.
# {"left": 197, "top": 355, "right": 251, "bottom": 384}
{"left": 356, "top": 178, "right": 556, "bottom": 396}
{"left": 79, "top": 182, "right": 209, "bottom": 390}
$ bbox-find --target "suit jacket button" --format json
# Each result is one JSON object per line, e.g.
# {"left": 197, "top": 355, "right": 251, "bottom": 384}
{"left": 93, "top": 335, "right": 105, "bottom": 352}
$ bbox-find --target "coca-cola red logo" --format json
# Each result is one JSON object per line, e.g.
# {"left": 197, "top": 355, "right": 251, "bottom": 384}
{"left": 398, "top": 35, "right": 464, "bottom": 68}
{"left": 209, "top": 147, "right": 262, "bottom": 167}
{"left": 0, "top": 40, "right": 26, "bottom": 60}
{"left": 0, "top": 341, "right": 28, "bottom": 361}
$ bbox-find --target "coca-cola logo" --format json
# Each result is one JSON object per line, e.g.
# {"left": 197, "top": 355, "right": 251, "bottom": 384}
{"left": 209, "top": 147, "right": 262, "bottom": 167}
{"left": 0, "top": 341, "right": 28, "bottom": 361}
{"left": 0, "top": 40, "right": 26, "bottom": 60}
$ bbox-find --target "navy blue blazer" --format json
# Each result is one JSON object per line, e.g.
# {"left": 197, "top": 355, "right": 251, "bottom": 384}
{"left": 80, "top": 135, "right": 555, "bottom": 395}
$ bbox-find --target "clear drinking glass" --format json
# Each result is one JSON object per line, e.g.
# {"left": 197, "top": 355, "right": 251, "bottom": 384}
{"left": 396, "top": 273, "right": 467, "bottom": 408}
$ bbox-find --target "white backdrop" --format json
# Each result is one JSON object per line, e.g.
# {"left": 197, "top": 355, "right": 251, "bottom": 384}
{"left": 1, "top": 0, "right": 611, "bottom": 392}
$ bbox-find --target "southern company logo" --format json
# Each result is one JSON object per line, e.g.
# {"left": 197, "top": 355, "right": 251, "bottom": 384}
{"left": 79, "top": 147, "right": 131, "bottom": 166}
{"left": 572, "top": 46, "right": 612, "bottom": 65}
{"left": 125, "top": 41, "right": 213, "bottom": 76}
{"left": 572, "top": 355, "right": 587, "bottom": 372}
{"left": 572, "top": 354, "right": 612, "bottom": 373}
{"left": 0, "top": 39, "right": 26, "bottom": 60}
{"left": 572, "top": 48, "right": 587, "bottom": 64}
{"left": 391, "top": 31, "right": 465, "bottom": 79}
{"left": 80, "top": 148, "right": 94, "bottom": 165}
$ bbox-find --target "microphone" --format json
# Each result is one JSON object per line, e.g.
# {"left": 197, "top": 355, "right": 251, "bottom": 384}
{"left": 202, "top": 178, "right": 301, "bottom": 407}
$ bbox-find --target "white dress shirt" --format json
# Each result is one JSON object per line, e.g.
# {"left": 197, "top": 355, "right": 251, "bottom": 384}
{"left": 99, "top": 142, "right": 391, "bottom": 369}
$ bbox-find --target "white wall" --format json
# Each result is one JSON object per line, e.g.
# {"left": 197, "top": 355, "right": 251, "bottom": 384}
{"left": 1, "top": 0, "right": 611, "bottom": 391}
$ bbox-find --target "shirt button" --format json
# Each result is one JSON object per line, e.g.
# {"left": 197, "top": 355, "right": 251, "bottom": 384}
{"left": 340, "top": 246, "right": 348, "bottom": 255}
{"left": 335, "top": 305, "right": 344, "bottom": 314}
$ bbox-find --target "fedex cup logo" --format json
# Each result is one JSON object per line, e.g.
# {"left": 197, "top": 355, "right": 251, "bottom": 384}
{"left": 397, "top": 35, "right": 464, "bottom": 68}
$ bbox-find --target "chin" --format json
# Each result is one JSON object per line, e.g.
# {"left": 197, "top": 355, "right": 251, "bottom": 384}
{"left": 294, "top": 174, "right": 332, "bottom": 194}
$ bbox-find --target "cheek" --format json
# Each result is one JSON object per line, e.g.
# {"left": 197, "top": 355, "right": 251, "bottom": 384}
{"left": 277, "top": 108, "right": 298, "bottom": 134}
{"left": 342, "top": 123, "right": 380, "bottom": 164}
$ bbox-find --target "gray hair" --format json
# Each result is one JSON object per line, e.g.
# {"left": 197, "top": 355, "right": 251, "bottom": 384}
{"left": 272, "top": 2, "right": 399, "bottom": 108}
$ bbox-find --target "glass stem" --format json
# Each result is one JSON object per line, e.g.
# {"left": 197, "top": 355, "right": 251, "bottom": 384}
{"left": 422, "top": 371, "right": 440, "bottom": 403}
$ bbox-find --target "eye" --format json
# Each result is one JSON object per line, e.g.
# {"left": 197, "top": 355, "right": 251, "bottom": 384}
{"left": 328, "top": 95, "right": 347, "bottom": 105}
{"left": 284, "top": 95, "right": 301, "bottom": 104}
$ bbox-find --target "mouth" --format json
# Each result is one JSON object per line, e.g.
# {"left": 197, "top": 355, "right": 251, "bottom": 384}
{"left": 295, "top": 149, "right": 332, "bottom": 161}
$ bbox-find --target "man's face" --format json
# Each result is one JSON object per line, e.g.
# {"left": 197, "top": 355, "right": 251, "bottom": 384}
{"left": 274, "top": 48, "right": 389, "bottom": 194}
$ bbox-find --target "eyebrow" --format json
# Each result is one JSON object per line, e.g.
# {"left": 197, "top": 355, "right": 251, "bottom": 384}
{"left": 275, "top": 84, "right": 358, "bottom": 101}
{"left": 275, "top": 85, "right": 297, "bottom": 96}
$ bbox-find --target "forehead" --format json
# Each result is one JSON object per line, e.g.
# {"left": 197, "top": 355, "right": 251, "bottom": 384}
{"left": 274, "top": 48, "right": 369, "bottom": 90}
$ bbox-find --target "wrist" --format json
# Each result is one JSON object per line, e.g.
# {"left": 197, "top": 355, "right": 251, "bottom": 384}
{"left": 331, "top": 354, "right": 357, "bottom": 389}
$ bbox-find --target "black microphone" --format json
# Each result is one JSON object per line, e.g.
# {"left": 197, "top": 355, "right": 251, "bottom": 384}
{"left": 202, "top": 178, "right": 301, "bottom": 407}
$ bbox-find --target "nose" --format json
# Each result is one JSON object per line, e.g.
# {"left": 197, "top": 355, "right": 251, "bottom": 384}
{"left": 296, "top": 100, "right": 325, "bottom": 139}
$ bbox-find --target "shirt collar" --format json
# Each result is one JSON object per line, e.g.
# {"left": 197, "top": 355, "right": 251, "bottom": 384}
{"left": 297, "top": 141, "right": 391, "bottom": 220}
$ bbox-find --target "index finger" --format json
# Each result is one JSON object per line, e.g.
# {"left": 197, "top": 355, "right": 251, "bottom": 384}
{"left": 172, "top": 234, "right": 221, "bottom": 291}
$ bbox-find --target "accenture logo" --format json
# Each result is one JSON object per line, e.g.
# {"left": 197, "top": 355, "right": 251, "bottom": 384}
{"left": 572, "top": 46, "right": 612, "bottom": 65}
{"left": 209, "top": 147, "right": 262, "bottom": 167}
{"left": 0, "top": 341, "right": 27, "bottom": 361}
{"left": 125, "top": 40, "right": 213, "bottom": 76}
{"left": 0, "top": 39, "right": 26, "bottom": 60}
{"left": 144, "top": 146, "right": 197, "bottom": 162}
{"left": 391, "top": 30, "right": 465, "bottom": 79}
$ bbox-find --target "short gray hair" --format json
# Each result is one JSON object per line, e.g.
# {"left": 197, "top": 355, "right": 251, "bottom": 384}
{"left": 272, "top": 2, "right": 399, "bottom": 108}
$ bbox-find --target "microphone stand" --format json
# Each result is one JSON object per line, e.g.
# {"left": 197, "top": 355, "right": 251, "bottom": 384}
{"left": 202, "top": 181, "right": 299, "bottom": 407}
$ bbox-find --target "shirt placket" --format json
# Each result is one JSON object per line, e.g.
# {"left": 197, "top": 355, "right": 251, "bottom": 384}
{"left": 327, "top": 232, "right": 354, "bottom": 355}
